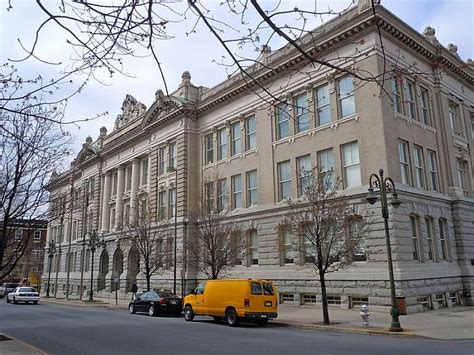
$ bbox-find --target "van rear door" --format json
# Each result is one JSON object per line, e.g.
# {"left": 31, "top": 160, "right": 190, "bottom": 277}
{"left": 249, "top": 281, "right": 277, "bottom": 315}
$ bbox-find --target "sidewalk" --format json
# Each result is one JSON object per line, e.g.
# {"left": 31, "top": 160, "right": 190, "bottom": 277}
{"left": 39, "top": 296, "right": 474, "bottom": 340}
{"left": 0, "top": 334, "right": 46, "bottom": 355}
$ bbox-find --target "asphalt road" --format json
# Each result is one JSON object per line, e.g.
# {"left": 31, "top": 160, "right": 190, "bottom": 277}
{"left": 0, "top": 300, "right": 473, "bottom": 355}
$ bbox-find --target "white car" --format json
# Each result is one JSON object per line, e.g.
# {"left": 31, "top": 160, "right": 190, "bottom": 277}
{"left": 6, "top": 287, "right": 40, "bottom": 304}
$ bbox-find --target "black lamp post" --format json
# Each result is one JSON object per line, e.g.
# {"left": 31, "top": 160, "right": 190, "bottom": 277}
{"left": 46, "top": 240, "right": 56, "bottom": 298}
{"left": 366, "top": 168, "right": 402, "bottom": 332}
{"left": 87, "top": 230, "right": 105, "bottom": 302}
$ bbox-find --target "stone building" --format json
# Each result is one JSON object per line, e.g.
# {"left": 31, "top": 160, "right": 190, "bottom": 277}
{"left": 43, "top": 0, "right": 473, "bottom": 313}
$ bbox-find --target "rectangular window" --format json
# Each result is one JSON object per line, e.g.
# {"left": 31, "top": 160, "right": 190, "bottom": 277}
{"left": 231, "top": 174, "right": 242, "bottom": 209}
{"left": 158, "top": 191, "right": 166, "bottom": 221}
{"left": 350, "top": 219, "right": 366, "bottom": 262}
{"left": 15, "top": 229, "right": 22, "bottom": 240}
{"left": 217, "top": 178, "right": 228, "bottom": 212}
{"left": 425, "top": 217, "right": 437, "bottom": 261}
{"left": 318, "top": 148, "right": 335, "bottom": 191}
{"left": 349, "top": 296, "right": 369, "bottom": 308}
{"left": 420, "top": 87, "right": 430, "bottom": 125}
{"left": 159, "top": 146, "right": 167, "bottom": 175}
{"left": 418, "top": 296, "right": 431, "bottom": 310}
{"left": 315, "top": 84, "right": 331, "bottom": 126}
{"left": 205, "top": 134, "right": 214, "bottom": 164}
{"left": 391, "top": 76, "right": 403, "bottom": 114}
{"left": 297, "top": 155, "right": 312, "bottom": 197}
{"left": 276, "top": 103, "right": 290, "bottom": 140}
{"left": 338, "top": 75, "right": 355, "bottom": 118}
{"left": 398, "top": 140, "right": 411, "bottom": 185}
{"left": 141, "top": 158, "right": 148, "bottom": 186}
{"left": 231, "top": 122, "right": 241, "bottom": 155}
{"left": 427, "top": 150, "right": 438, "bottom": 191}
{"left": 280, "top": 228, "right": 294, "bottom": 265}
{"left": 302, "top": 226, "right": 316, "bottom": 264}
{"left": 413, "top": 145, "right": 425, "bottom": 189}
{"left": 112, "top": 171, "right": 118, "bottom": 196}
{"left": 169, "top": 188, "right": 176, "bottom": 218}
{"left": 248, "top": 230, "right": 258, "bottom": 266}
{"left": 125, "top": 164, "right": 132, "bottom": 191}
{"left": 280, "top": 293, "right": 295, "bottom": 303}
{"left": 457, "top": 160, "right": 467, "bottom": 192}
{"left": 410, "top": 215, "right": 422, "bottom": 261}
{"left": 34, "top": 230, "right": 41, "bottom": 241}
{"left": 246, "top": 115, "right": 256, "bottom": 150}
{"left": 205, "top": 182, "right": 214, "bottom": 214}
{"left": 327, "top": 295, "right": 341, "bottom": 305}
{"left": 405, "top": 81, "right": 417, "bottom": 120}
{"left": 448, "top": 101, "right": 460, "bottom": 135}
{"left": 246, "top": 170, "right": 258, "bottom": 206}
{"left": 217, "top": 129, "right": 227, "bottom": 160}
{"left": 278, "top": 160, "right": 292, "bottom": 201}
{"left": 439, "top": 218, "right": 449, "bottom": 261}
{"left": 302, "top": 294, "right": 317, "bottom": 304}
{"left": 169, "top": 142, "right": 177, "bottom": 170}
{"left": 342, "top": 142, "right": 361, "bottom": 188}
{"left": 295, "top": 93, "right": 309, "bottom": 133}
{"left": 231, "top": 232, "right": 242, "bottom": 266}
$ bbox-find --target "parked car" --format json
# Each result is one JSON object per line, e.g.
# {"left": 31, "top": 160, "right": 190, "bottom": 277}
{"left": 0, "top": 283, "right": 20, "bottom": 298}
{"left": 183, "top": 279, "right": 278, "bottom": 326}
{"left": 6, "top": 287, "right": 40, "bottom": 304}
{"left": 128, "top": 290, "right": 182, "bottom": 317}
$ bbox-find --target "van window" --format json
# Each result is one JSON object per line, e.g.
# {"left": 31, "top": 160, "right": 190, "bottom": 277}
{"left": 263, "top": 283, "right": 274, "bottom": 295}
{"left": 196, "top": 282, "right": 206, "bottom": 295}
{"left": 251, "top": 282, "right": 262, "bottom": 295}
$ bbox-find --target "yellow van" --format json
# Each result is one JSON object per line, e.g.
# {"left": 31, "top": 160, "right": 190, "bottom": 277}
{"left": 183, "top": 279, "right": 278, "bottom": 326}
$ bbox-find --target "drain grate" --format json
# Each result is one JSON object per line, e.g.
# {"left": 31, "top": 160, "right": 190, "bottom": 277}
{"left": 0, "top": 335, "right": 12, "bottom": 341}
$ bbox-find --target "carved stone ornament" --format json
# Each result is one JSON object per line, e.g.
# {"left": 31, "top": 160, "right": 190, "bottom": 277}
{"left": 447, "top": 43, "right": 461, "bottom": 60}
{"left": 99, "top": 126, "right": 107, "bottom": 138}
{"left": 114, "top": 94, "right": 147, "bottom": 130}
{"left": 423, "top": 26, "right": 441, "bottom": 47}
{"left": 181, "top": 71, "right": 191, "bottom": 85}
{"left": 467, "top": 59, "right": 474, "bottom": 70}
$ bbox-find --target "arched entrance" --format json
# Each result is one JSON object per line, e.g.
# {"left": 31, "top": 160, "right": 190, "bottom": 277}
{"left": 127, "top": 246, "right": 140, "bottom": 291}
{"left": 112, "top": 248, "right": 123, "bottom": 291}
{"left": 97, "top": 249, "right": 109, "bottom": 291}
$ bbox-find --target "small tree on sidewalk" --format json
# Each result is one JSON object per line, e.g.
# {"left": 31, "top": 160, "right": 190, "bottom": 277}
{"left": 285, "top": 168, "right": 368, "bottom": 325}
{"left": 120, "top": 197, "right": 168, "bottom": 291}
{"left": 188, "top": 177, "right": 242, "bottom": 280}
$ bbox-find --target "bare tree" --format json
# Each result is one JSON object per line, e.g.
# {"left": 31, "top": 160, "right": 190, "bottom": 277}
{"left": 188, "top": 177, "right": 241, "bottom": 280}
{"left": 285, "top": 168, "right": 368, "bottom": 325}
{"left": 0, "top": 98, "right": 71, "bottom": 280}
{"left": 119, "top": 197, "right": 168, "bottom": 291}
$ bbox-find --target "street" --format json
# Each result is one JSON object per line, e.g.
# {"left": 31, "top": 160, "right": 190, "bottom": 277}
{"left": 0, "top": 301, "right": 473, "bottom": 355}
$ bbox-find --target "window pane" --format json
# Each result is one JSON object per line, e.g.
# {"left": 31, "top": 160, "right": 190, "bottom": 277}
{"left": 278, "top": 161, "right": 291, "bottom": 200}
{"left": 342, "top": 142, "right": 360, "bottom": 188}
{"left": 246, "top": 170, "right": 258, "bottom": 206}
{"left": 338, "top": 76, "right": 355, "bottom": 118}
{"left": 218, "top": 129, "right": 227, "bottom": 160}
{"left": 276, "top": 103, "right": 289, "bottom": 139}
{"left": 231, "top": 175, "right": 242, "bottom": 209}
{"left": 297, "top": 155, "right": 312, "bottom": 196}
{"left": 246, "top": 116, "right": 256, "bottom": 150}
{"left": 295, "top": 93, "right": 309, "bottom": 133}
{"left": 316, "top": 85, "right": 331, "bottom": 125}
{"left": 231, "top": 122, "right": 241, "bottom": 155}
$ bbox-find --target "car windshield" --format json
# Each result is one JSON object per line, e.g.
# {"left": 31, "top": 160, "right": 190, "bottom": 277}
{"left": 18, "top": 287, "right": 36, "bottom": 292}
{"left": 157, "top": 292, "right": 176, "bottom": 298}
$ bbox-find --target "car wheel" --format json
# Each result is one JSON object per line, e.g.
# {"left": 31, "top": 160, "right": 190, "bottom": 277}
{"left": 225, "top": 308, "right": 239, "bottom": 327}
{"left": 13, "top": 297, "right": 18, "bottom": 304}
{"left": 148, "top": 305, "right": 155, "bottom": 317}
{"left": 256, "top": 319, "right": 268, "bottom": 327}
{"left": 213, "top": 316, "right": 223, "bottom": 323}
{"left": 184, "top": 306, "right": 194, "bottom": 321}
{"left": 128, "top": 304, "right": 136, "bottom": 314}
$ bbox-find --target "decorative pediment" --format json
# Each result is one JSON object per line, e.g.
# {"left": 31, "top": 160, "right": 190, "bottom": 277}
{"left": 76, "top": 136, "right": 100, "bottom": 165}
{"left": 141, "top": 91, "right": 185, "bottom": 128}
{"left": 114, "top": 94, "right": 147, "bottom": 131}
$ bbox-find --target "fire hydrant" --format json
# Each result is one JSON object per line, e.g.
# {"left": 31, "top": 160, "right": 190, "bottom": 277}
{"left": 360, "top": 304, "right": 370, "bottom": 327}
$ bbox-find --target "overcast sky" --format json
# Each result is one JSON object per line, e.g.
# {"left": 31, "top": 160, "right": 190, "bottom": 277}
{"left": 1, "top": 0, "right": 473, "bottom": 156}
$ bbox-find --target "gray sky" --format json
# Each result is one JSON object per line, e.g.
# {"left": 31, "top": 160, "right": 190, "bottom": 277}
{"left": 1, "top": 0, "right": 473, "bottom": 155}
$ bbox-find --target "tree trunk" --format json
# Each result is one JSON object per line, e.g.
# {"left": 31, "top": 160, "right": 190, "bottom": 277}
{"left": 319, "top": 270, "right": 330, "bottom": 325}
{"left": 145, "top": 264, "right": 151, "bottom": 291}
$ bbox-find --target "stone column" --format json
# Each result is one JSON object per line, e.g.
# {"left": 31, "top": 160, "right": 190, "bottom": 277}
{"left": 115, "top": 166, "right": 125, "bottom": 229}
{"left": 101, "top": 171, "right": 112, "bottom": 232}
{"left": 130, "top": 159, "right": 140, "bottom": 225}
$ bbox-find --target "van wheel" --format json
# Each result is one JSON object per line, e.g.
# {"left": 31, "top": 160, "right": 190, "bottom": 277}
{"left": 184, "top": 306, "right": 194, "bottom": 321}
{"left": 226, "top": 309, "right": 239, "bottom": 327}
{"left": 213, "top": 316, "right": 222, "bottom": 323}
{"left": 256, "top": 319, "right": 268, "bottom": 326}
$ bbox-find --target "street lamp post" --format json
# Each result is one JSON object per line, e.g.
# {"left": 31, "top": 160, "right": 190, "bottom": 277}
{"left": 366, "top": 168, "right": 403, "bottom": 332}
{"left": 87, "top": 230, "right": 105, "bottom": 302}
{"left": 46, "top": 240, "right": 56, "bottom": 297}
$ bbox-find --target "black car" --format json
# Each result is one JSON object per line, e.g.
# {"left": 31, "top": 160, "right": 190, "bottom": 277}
{"left": 128, "top": 291, "right": 182, "bottom": 317}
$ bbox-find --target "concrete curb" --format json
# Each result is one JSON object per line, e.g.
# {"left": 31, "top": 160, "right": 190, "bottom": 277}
{"left": 269, "top": 321, "right": 424, "bottom": 339}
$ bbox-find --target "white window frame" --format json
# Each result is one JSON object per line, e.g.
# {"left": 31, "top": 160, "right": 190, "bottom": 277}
{"left": 295, "top": 93, "right": 309, "bottom": 133}
{"left": 169, "top": 142, "right": 177, "bottom": 170}
{"left": 427, "top": 150, "right": 438, "bottom": 191}
{"left": 338, "top": 75, "right": 355, "bottom": 118}
{"left": 405, "top": 80, "right": 417, "bottom": 120}
{"left": 413, "top": 145, "right": 425, "bottom": 189}
{"left": 217, "top": 129, "right": 227, "bottom": 160}
{"left": 231, "top": 174, "right": 242, "bottom": 210}
{"left": 315, "top": 84, "right": 331, "bottom": 126}
{"left": 297, "top": 155, "right": 312, "bottom": 197}
{"left": 341, "top": 142, "right": 361, "bottom": 188}
{"left": 246, "top": 170, "right": 258, "bottom": 206}
{"left": 318, "top": 148, "right": 335, "bottom": 191}
{"left": 159, "top": 146, "right": 167, "bottom": 175}
{"left": 248, "top": 230, "right": 258, "bottom": 266}
{"left": 410, "top": 215, "right": 422, "bottom": 262}
{"left": 158, "top": 191, "right": 166, "bottom": 221}
{"left": 278, "top": 160, "right": 292, "bottom": 201}
{"left": 245, "top": 115, "right": 256, "bottom": 150}
{"left": 231, "top": 121, "right": 241, "bottom": 156}
{"left": 276, "top": 103, "right": 290, "bottom": 140}
{"left": 280, "top": 227, "right": 294, "bottom": 265}
{"left": 391, "top": 76, "right": 403, "bottom": 114}
{"left": 419, "top": 87, "right": 430, "bottom": 125}
{"left": 205, "top": 133, "right": 214, "bottom": 164}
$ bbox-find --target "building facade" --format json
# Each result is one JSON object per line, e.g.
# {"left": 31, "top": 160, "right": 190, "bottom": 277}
{"left": 2, "top": 219, "right": 47, "bottom": 287}
{"left": 43, "top": 1, "right": 474, "bottom": 313}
